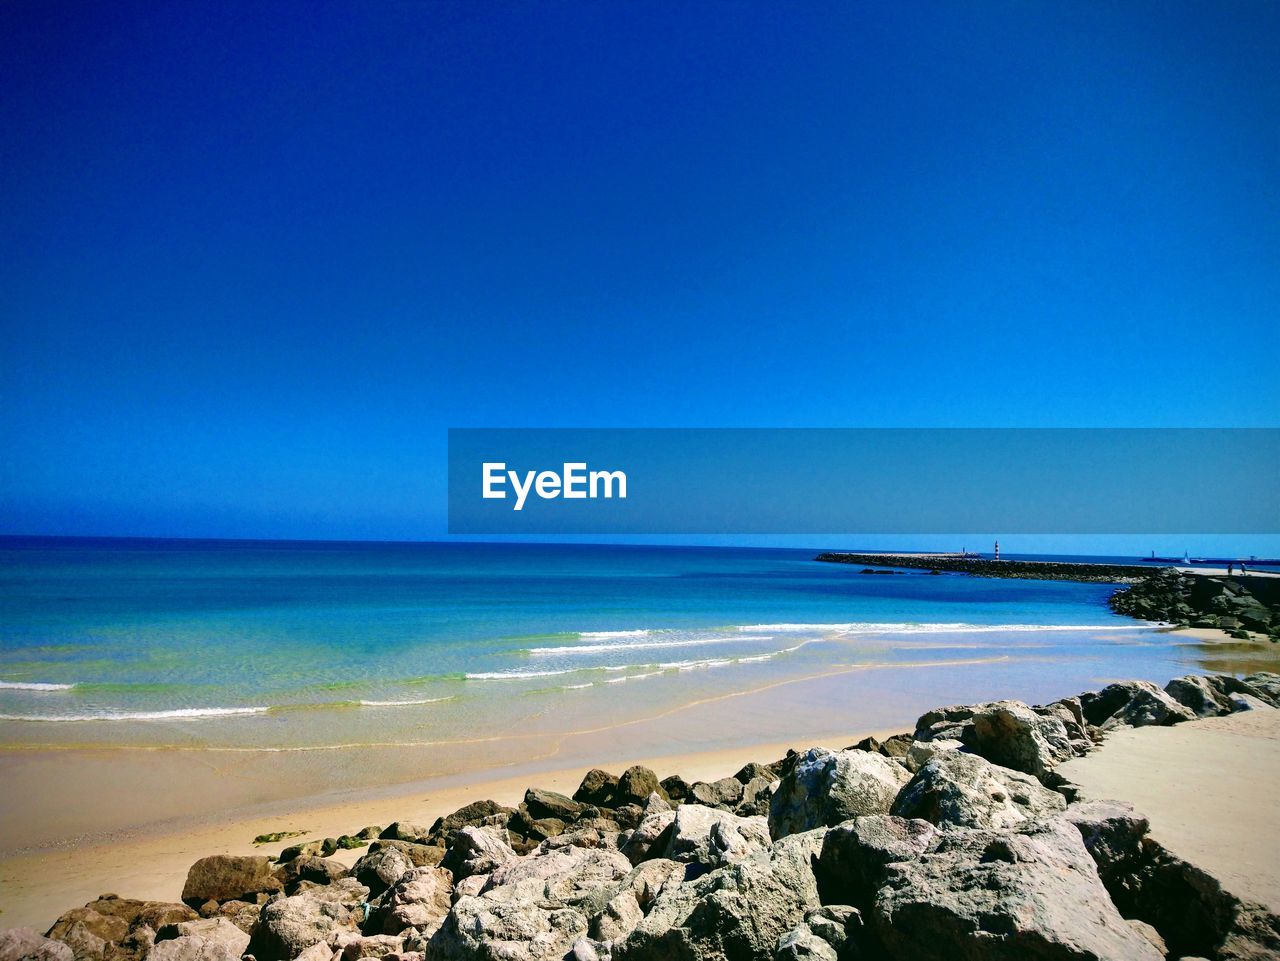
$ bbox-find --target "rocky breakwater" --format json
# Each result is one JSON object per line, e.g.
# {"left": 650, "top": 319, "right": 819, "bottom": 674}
{"left": 5, "top": 672, "right": 1280, "bottom": 961}
{"left": 1110, "top": 568, "right": 1280, "bottom": 640}
{"left": 814, "top": 553, "right": 1153, "bottom": 584}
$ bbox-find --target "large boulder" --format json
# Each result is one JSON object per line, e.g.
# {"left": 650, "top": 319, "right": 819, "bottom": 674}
{"left": 651, "top": 804, "right": 770, "bottom": 871}
{"left": 891, "top": 751, "right": 1066, "bottom": 830}
{"left": 181, "top": 856, "right": 282, "bottom": 907}
{"left": 276, "top": 857, "right": 348, "bottom": 895}
{"left": 816, "top": 815, "right": 937, "bottom": 910}
{"left": 1165, "top": 675, "right": 1234, "bottom": 717}
{"left": 154, "top": 921, "right": 247, "bottom": 957}
{"left": 612, "top": 828, "right": 827, "bottom": 961}
{"left": 619, "top": 810, "right": 676, "bottom": 865}
{"left": 440, "top": 826, "right": 516, "bottom": 881}
{"left": 246, "top": 879, "right": 369, "bottom": 961}
{"left": 768, "top": 748, "right": 911, "bottom": 839}
{"left": 523, "top": 789, "right": 586, "bottom": 822}
{"left": 428, "top": 800, "right": 515, "bottom": 844}
{"left": 351, "top": 845, "right": 413, "bottom": 898}
{"left": 1243, "top": 672, "right": 1280, "bottom": 705}
{"left": 0, "top": 929, "right": 74, "bottom": 961}
{"left": 688, "top": 778, "right": 744, "bottom": 810}
{"left": 45, "top": 899, "right": 197, "bottom": 961}
{"left": 143, "top": 939, "right": 238, "bottom": 961}
{"left": 430, "top": 846, "right": 632, "bottom": 961}
{"left": 872, "top": 818, "right": 1164, "bottom": 960}
{"left": 1079, "top": 681, "right": 1196, "bottom": 731}
{"left": 614, "top": 767, "right": 665, "bottom": 807}
{"left": 775, "top": 906, "right": 862, "bottom": 961}
{"left": 964, "top": 701, "right": 1077, "bottom": 779}
{"left": 146, "top": 920, "right": 248, "bottom": 961}
{"left": 573, "top": 770, "right": 619, "bottom": 808}
{"left": 371, "top": 866, "right": 454, "bottom": 937}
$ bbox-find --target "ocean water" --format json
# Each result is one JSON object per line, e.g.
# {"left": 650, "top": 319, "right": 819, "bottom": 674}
{"left": 0, "top": 538, "right": 1230, "bottom": 761}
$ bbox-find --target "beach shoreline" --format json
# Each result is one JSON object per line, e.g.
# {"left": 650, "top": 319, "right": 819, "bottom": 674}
{"left": 0, "top": 728, "right": 901, "bottom": 931}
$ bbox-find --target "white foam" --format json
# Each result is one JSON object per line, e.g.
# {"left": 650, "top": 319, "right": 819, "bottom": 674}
{"left": 739, "top": 622, "right": 1152, "bottom": 635}
{"left": 561, "top": 682, "right": 594, "bottom": 690}
{"left": 0, "top": 706, "right": 269, "bottom": 722}
{"left": 578, "top": 630, "right": 651, "bottom": 638}
{"left": 0, "top": 681, "right": 75, "bottom": 692}
{"left": 528, "top": 635, "right": 768, "bottom": 655}
{"left": 465, "top": 668, "right": 578, "bottom": 680}
{"left": 358, "top": 697, "right": 454, "bottom": 707}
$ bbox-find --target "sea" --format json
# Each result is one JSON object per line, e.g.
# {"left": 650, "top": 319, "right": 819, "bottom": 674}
{"left": 0, "top": 537, "right": 1248, "bottom": 762}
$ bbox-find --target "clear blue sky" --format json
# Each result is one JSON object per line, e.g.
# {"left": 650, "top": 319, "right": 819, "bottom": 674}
{"left": 2, "top": 1, "right": 1277, "bottom": 551}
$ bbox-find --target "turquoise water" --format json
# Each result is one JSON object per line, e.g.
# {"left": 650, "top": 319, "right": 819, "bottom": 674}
{"left": 0, "top": 538, "right": 1208, "bottom": 752}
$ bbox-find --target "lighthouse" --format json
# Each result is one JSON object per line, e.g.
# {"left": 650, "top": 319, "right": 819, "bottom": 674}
{"left": 994, "top": 540, "right": 1000, "bottom": 561}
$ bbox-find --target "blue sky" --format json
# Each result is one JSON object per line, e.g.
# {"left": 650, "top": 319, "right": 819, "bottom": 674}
{"left": 1, "top": 1, "right": 1277, "bottom": 551}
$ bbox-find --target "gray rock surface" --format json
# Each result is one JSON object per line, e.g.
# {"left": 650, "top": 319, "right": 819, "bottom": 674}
{"left": 613, "top": 829, "right": 827, "bottom": 961}
{"left": 181, "top": 857, "right": 282, "bottom": 907}
{"left": 891, "top": 750, "right": 1066, "bottom": 830}
{"left": 246, "top": 879, "right": 369, "bottom": 961}
{"left": 373, "top": 866, "right": 454, "bottom": 937}
{"left": 873, "top": 818, "right": 1164, "bottom": 960}
{"left": 769, "top": 748, "right": 910, "bottom": 839}
{"left": 0, "top": 929, "right": 74, "bottom": 961}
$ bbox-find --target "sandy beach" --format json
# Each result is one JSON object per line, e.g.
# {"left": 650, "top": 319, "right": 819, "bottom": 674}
{"left": 1060, "top": 706, "right": 1280, "bottom": 912}
{"left": 0, "top": 731, "right": 898, "bottom": 931}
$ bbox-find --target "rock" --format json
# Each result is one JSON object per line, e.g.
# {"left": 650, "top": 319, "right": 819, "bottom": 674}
{"left": 1243, "top": 672, "right": 1280, "bottom": 705}
{"left": 769, "top": 748, "right": 912, "bottom": 839}
{"left": 816, "top": 815, "right": 937, "bottom": 910}
{"left": 440, "top": 825, "right": 516, "bottom": 881}
{"left": 1229, "top": 692, "right": 1275, "bottom": 712}
{"left": 524, "top": 789, "right": 586, "bottom": 822}
{"left": 659, "top": 776, "right": 690, "bottom": 802}
{"left": 653, "top": 805, "right": 771, "bottom": 871}
{"left": 905, "top": 738, "right": 963, "bottom": 773}
{"left": 963, "top": 700, "right": 1077, "bottom": 778}
{"left": 641, "top": 792, "right": 672, "bottom": 816}
{"left": 156, "top": 921, "right": 247, "bottom": 957}
{"left": 619, "top": 810, "right": 676, "bottom": 865}
{"left": 1062, "top": 799, "right": 1150, "bottom": 894}
{"left": 276, "top": 857, "right": 348, "bottom": 894}
{"left": 872, "top": 818, "right": 1163, "bottom": 960}
{"left": 430, "top": 846, "right": 632, "bottom": 961}
{"left": 45, "top": 908, "right": 130, "bottom": 961}
{"left": 246, "top": 879, "right": 369, "bottom": 961}
{"left": 878, "top": 735, "right": 913, "bottom": 758}
{"left": 351, "top": 845, "right": 413, "bottom": 898}
{"left": 428, "top": 800, "right": 515, "bottom": 844}
{"left": 145, "top": 937, "right": 240, "bottom": 961}
{"left": 372, "top": 866, "right": 453, "bottom": 937}
{"left": 1079, "top": 681, "right": 1197, "bottom": 730}
{"left": 452, "top": 874, "right": 487, "bottom": 900}
{"left": 1127, "top": 920, "right": 1167, "bottom": 957}
{"left": 890, "top": 750, "right": 1066, "bottom": 830}
{"left": 845, "top": 736, "right": 881, "bottom": 754}
{"left": 688, "top": 778, "right": 743, "bottom": 810}
{"left": 573, "top": 769, "right": 620, "bottom": 807}
{"left": 338, "top": 935, "right": 403, "bottom": 961}
{"left": 380, "top": 823, "right": 431, "bottom": 844}
{"left": 278, "top": 842, "right": 325, "bottom": 863}
{"left": 615, "top": 767, "right": 665, "bottom": 806}
{"left": 181, "top": 856, "right": 282, "bottom": 907}
{"left": 735, "top": 776, "right": 774, "bottom": 818}
{"left": 0, "top": 929, "right": 74, "bottom": 961}
{"left": 733, "top": 762, "right": 777, "bottom": 784}
{"left": 613, "top": 828, "right": 827, "bottom": 961}
{"left": 1165, "top": 675, "right": 1233, "bottom": 717}
{"left": 589, "top": 890, "right": 643, "bottom": 942}
{"left": 775, "top": 906, "right": 862, "bottom": 961}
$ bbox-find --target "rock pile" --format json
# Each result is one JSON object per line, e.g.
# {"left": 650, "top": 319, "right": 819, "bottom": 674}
{"left": 5, "top": 672, "right": 1280, "bottom": 961}
{"left": 1110, "top": 568, "right": 1280, "bottom": 639}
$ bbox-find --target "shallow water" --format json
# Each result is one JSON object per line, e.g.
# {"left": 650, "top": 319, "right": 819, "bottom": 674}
{"left": 0, "top": 538, "right": 1248, "bottom": 754}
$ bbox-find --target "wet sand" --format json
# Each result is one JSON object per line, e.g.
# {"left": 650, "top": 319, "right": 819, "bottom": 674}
{"left": 1059, "top": 708, "right": 1280, "bottom": 912}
